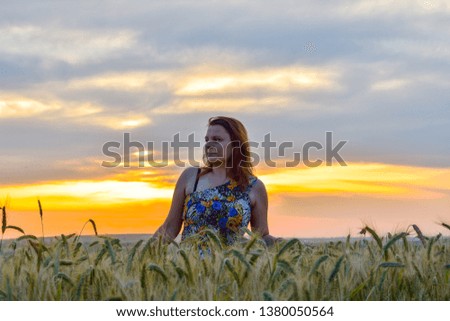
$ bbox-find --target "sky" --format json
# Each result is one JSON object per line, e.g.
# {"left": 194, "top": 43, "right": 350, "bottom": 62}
{"left": 1, "top": 0, "right": 449, "bottom": 238}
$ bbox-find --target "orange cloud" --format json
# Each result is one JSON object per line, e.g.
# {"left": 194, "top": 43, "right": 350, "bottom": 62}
{"left": 1, "top": 162, "right": 449, "bottom": 238}
{"left": 256, "top": 162, "right": 450, "bottom": 199}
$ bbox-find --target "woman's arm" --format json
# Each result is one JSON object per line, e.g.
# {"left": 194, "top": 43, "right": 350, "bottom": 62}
{"left": 152, "top": 167, "right": 194, "bottom": 242}
{"left": 250, "top": 179, "right": 282, "bottom": 246}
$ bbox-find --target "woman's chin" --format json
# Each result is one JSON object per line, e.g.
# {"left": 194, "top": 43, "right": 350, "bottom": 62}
{"left": 207, "top": 157, "right": 225, "bottom": 165}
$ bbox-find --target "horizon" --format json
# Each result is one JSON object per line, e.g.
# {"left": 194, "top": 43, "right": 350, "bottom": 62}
{"left": 3, "top": 231, "right": 448, "bottom": 242}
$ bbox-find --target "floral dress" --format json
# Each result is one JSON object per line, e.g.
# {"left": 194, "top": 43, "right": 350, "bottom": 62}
{"left": 181, "top": 174, "right": 258, "bottom": 253}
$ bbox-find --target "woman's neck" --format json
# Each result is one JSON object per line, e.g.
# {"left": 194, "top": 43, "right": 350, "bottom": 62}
{"left": 210, "top": 166, "right": 228, "bottom": 180}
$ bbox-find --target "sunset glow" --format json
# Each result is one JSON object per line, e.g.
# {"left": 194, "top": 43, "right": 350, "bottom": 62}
{"left": 2, "top": 162, "right": 449, "bottom": 238}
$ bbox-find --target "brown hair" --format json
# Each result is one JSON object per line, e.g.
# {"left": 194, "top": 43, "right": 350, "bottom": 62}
{"left": 200, "top": 116, "right": 255, "bottom": 192}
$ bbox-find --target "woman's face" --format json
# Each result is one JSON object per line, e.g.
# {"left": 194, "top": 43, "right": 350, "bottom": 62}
{"left": 204, "top": 124, "right": 233, "bottom": 167}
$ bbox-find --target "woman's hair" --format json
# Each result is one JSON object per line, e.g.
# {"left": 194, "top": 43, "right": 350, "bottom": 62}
{"left": 200, "top": 116, "right": 255, "bottom": 192}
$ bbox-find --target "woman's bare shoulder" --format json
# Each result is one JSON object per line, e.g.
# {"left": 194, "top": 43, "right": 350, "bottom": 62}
{"left": 179, "top": 166, "right": 201, "bottom": 194}
{"left": 249, "top": 177, "right": 266, "bottom": 207}
{"left": 181, "top": 166, "right": 200, "bottom": 176}
{"left": 252, "top": 177, "right": 266, "bottom": 192}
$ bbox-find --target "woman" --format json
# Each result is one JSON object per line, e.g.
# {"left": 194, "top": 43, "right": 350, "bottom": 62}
{"left": 153, "top": 116, "right": 279, "bottom": 248}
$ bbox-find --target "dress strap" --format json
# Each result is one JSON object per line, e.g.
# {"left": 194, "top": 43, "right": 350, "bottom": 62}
{"left": 193, "top": 168, "right": 201, "bottom": 192}
{"left": 245, "top": 176, "right": 258, "bottom": 193}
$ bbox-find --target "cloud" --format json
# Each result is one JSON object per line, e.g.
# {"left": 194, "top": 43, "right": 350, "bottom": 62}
{"left": 0, "top": 96, "right": 61, "bottom": 118}
{"left": 0, "top": 180, "right": 173, "bottom": 210}
{"left": 370, "top": 78, "right": 412, "bottom": 91}
{"left": 62, "top": 104, "right": 103, "bottom": 118}
{"left": 66, "top": 72, "right": 169, "bottom": 92}
{"left": 34, "top": 65, "right": 341, "bottom": 116}
{"left": 335, "top": 0, "right": 450, "bottom": 17}
{"left": 0, "top": 25, "right": 137, "bottom": 64}
{"left": 366, "top": 38, "right": 450, "bottom": 61}
{"left": 258, "top": 162, "right": 450, "bottom": 200}
{"left": 84, "top": 114, "right": 152, "bottom": 129}
{"left": 151, "top": 97, "right": 293, "bottom": 114}
{"left": 177, "top": 67, "right": 338, "bottom": 94}
{"left": 0, "top": 93, "right": 151, "bottom": 130}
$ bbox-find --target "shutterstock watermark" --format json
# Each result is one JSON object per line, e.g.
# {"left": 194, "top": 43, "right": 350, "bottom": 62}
{"left": 101, "top": 132, "right": 348, "bottom": 168}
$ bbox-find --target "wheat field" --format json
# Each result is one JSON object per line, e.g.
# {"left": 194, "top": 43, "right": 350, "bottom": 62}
{"left": 0, "top": 205, "right": 449, "bottom": 301}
